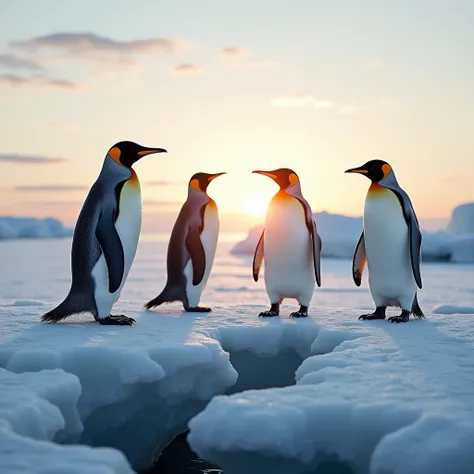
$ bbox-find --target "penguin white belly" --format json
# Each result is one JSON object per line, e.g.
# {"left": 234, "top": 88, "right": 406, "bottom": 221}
{"left": 184, "top": 201, "right": 219, "bottom": 307}
{"left": 92, "top": 179, "right": 142, "bottom": 318}
{"left": 364, "top": 189, "right": 416, "bottom": 309}
{"left": 263, "top": 195, "right": 315, "bottom": 305}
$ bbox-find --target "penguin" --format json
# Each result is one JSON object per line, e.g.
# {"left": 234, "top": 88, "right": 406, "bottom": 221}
{"left": 41, "top": 141, "right": 167, "bottom": 325}
{"left": 252, "top": 168, "right": 322, "bottom": 318}
{"left": 144, "top": 172, "right": 225, "bottom": 313}
{"left": 345, "top": 159, "right": 424, "bottom": 323}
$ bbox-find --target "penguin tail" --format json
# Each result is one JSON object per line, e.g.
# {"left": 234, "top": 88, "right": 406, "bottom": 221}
{"left": 41, "top": 292, "right": 89, "bottom": 323}
{"left": 411, "top": 293, "right": 425, "bottom": 319}
{"left": 144, "top": 284, "right": 183, "bottom": 310}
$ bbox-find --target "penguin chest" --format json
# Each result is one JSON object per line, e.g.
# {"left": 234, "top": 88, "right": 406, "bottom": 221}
{"left": 263, "top": 194, "right": 315, "bottom": 299}
{"left": 364, "top": 187, "right": 415, "bottom": 303}
{"left": 184, "top": 201, "right": 219, "bottom": 307}
{"left": 92, "top": 178, "right": 142, "bottom": 318}
{"left": 115, "top": 179, "right": 142, "bottom": 278}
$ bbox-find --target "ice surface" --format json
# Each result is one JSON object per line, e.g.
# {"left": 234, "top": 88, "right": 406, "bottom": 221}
{"left": 0, "top": 368, "right": 134, "bottom": 474}
{"left": 0, "top": 216, "right": 73, "bottom": 240}
{"left": 448, "top": 202, "right": 474, "bottom": 235}
{"left": 432, "top": 304, "right": 474, "bottom": 315}
{"left": 233, "top": 208, "right": 474, "bottom": 263}
{"left": 1, "top": 237, "right": 473, "bottom": 473}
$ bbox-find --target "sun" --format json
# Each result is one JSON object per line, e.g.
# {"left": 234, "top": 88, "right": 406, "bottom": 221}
{"left": 242, "top": 196, "right": 269, "bottom": 217}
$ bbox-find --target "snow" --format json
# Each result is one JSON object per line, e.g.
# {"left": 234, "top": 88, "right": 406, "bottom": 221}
{"left": 432, "top": 304, "right": 474, "bottom": 315}
{"left": 0, "top": 216, "right": 73, "bottom": 240}
{"left": 1, "top": 236, "right": 474, "bottom": 473}
{"left": 233, "top": 209, "right": 474, "bottom": 263}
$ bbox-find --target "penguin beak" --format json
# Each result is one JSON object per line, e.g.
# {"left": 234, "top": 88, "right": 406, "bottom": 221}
{"left": 137, "top": 147, "right": 168, "bottom": 156}
{"left": 209, "top": 172, "right": 226, "bottom": 182}
{"left": 344, "top": 166, "right": 368, "bottom": 174}
{"left": 252, "top": 170, "right": 277, "bottom": 180}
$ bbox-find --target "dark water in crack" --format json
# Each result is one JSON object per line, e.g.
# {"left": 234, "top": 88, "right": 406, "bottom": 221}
{"left": 141, "top": 431, "right": 223, "bottom": 474}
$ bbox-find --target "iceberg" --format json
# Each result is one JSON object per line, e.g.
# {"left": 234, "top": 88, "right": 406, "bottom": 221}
{"left": 0, "top": 217, "right": 73, "bottom": 240}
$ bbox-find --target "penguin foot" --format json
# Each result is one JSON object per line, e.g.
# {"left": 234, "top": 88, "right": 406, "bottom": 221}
{"left": 290, "top": 305, "right": 309, "bottom": 318}
{"left": 259, "top": 303, "right": 280, "bottom": 317}
{"left": 388, "top": 310, "right": 410, "bottom": 323}
{"left": 99, "top": 315, "right": 136, "bottom": 326}
{"left": 185, "top": 306, "right": 212, "bottom": 312}
{"left": 359, "top": 306, "right": 386, "bottom": 321}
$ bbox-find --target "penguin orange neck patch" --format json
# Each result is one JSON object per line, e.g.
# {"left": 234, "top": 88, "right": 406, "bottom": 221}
{"left": 288, "top": 173, "right": 299, "bottom": 186}
{"left": 190, "top": 179, "right": 201, "bottom": 191}
{"left": 368, "top": 182, "right": 385, "bottom": 194}
{"left": 108, "top": 147, "right": 122, "bottom": 164}
{"left": 128, "top": 169, "right": 140, "bottom": 188}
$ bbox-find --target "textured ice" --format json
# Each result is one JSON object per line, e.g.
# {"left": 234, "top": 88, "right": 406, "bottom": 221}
{"left": 0, "top": 216, "right": 73, "bottom": 240}
{"left": 1, "top": 237, "right": 473, "bottom": 473}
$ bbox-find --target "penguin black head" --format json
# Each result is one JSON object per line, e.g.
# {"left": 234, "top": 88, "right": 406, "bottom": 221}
{"left": 189, "top": 172, "right": 226, "bottom": 192}
{"left": 252, "top": 168, "right": 300, "bottom": 189}
{"left": 107, "top": 141, "right": 167, "bottom": 168}
{"left": 345, "top": 160, "right": 393, "bottom": 182}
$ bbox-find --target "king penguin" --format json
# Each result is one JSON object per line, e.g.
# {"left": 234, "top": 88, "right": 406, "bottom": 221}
{"left": 41, "top": 141, "right": 167, "bottom": 325}
{"left": 252, "top": 168, "right": 322, "bottom": 318}
{"left": 345, "top": 159, "right": 424, "bottom": 323}
{"left": 144, "top": 172, "right": 225, "bottom": 313}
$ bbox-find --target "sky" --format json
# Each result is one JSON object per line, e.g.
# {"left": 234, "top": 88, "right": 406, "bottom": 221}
{"left": 1, "top": 0, "right": 473, "bottom": 233}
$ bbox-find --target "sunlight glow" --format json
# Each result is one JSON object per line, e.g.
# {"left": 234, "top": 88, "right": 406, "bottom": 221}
{"left": 242, "top": 195, "right": 269, "bottom": 217}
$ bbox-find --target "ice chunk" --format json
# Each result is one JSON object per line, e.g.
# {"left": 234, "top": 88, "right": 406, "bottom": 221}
{"left": 448, "top": 202, "right": 474, "bottom": 235}
{"left": 0, "top": 216, "right": 73, "bottom": 240}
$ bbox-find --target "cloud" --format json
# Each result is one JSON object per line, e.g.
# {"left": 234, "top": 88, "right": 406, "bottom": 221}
{"left": 219, "top": 46, "right": 278, "bottom": 70}
{"left": 172, "top": 63, "right": 203, "bottom": 75}
{"left": 11, "top": 33, "right": 187, "bottom": 63}
{"left": 271, "top": 94, "right": 334, "bottom": 109}
{"left": 0, "top": 74, "right": 78, "bottom": 89}
{"left": 15, "top": 185, "right": 87, "bottom": 192}
{"left": 219, "top": 46, "right": 248, "bottom": 58}
{"left": 0, "top": 154, "right": 67, "bottom": 165}
{"left": 364, "top": 59, "right": 384, "bottom": 70}
{"left": 0, "top": 53, "right": 42, "bottom": 71}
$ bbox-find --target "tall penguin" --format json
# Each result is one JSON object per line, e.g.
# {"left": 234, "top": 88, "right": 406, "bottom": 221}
{"left": 252, "top": 168, "right": 322, "bottom": 318}
{"left": 145, "top": 172, "right": 225, "bottom": 312}
{"left": 345, "top": 159, "right": 424, "bottom": 323}
{"left": 41, "top": 141, "right": 167, "bottom": 325}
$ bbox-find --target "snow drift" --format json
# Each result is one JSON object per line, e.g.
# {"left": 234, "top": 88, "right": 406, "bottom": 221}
{"left": 0, "top": 217, "right": 73, "bottom": 240}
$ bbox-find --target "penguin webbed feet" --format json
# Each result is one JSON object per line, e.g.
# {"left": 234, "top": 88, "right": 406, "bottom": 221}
{"left": 185, "top": 306, "right": 212, "bottom": 313}
{"left": 99, "top": 315, "right": 136, "bottom": 326}
{"left": 258, "top": 303, "right": 280, "bottom": 318}
{"left": 290, "top": 305, "right": 309, "bottom": 318}
{"left": 388, "top": 310, "right": 410, "bottom": 323}
{"left": 359, "top": 306, "right": 386, "bottom": 321}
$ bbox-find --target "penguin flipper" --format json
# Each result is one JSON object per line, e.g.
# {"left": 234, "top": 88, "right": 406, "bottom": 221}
{"left": 352, "top": 232, "right": 367, "bottom": 287}
{"left": 96, "top": 207, "right": 125, "bottom": 293}
{"left": 185, "top": 225, "right": 206, "bottom": 286}
{"left": 288, "top": 191, "right": 322, "bottom": 287}
{"left": 380, "top": 182, "right": 423, "bottom": 289}
{"left": 252, "top": 230, "right": 265, "bottom": 282}
{"left": 310, "top": 219, "right": 322, "bottom": 287}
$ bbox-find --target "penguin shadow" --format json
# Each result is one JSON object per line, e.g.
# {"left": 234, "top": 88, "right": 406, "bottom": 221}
{"left": 377, "top": 314, "right": 474, "bottom": 395}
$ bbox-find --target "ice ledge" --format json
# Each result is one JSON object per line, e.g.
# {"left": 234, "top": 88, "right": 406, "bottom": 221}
{"left": 188, "top": 313, "right": 474, "bottom": 474}
{"left": 2, "top": 305, "right": 474, "bottom": 473}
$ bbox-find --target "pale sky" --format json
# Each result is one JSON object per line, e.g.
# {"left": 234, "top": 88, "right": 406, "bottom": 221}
{"left": 1, "top": 0, "right": 473, "bottom": 233}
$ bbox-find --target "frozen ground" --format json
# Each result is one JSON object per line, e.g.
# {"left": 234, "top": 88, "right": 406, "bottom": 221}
{"left": 0, "top": 235, "right": 473, "bottom": 473}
